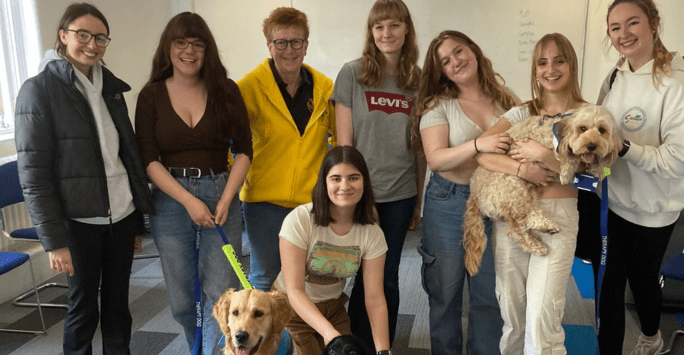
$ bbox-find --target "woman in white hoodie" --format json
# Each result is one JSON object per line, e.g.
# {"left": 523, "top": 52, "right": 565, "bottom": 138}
{"left": 577, "top": 1, "right": 684, "bottom": 354}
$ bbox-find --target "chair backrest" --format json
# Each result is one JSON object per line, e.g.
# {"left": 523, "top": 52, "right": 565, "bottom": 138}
{"left": 0, "top": 161, "right": 24, "bottom": 209}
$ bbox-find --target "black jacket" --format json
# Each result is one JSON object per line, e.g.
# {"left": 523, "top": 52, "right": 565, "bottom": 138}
{"left": 14, "top": 60, "right": 155, "bottom": 251}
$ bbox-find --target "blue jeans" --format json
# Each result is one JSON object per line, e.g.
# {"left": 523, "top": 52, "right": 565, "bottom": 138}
{"left": 150, "top": 173, "right": 242, "bottom": 355}
{"left": 242, "top": 202, "right": 293, "bottom": 291}
{"left": 348, "top": 195, "right": 416, "bottom": 351}
{"left": 418, "top": 173, "right": 502, "bottom": 355}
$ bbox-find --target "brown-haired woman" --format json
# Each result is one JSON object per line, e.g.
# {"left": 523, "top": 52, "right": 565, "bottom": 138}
{"left": 331, "top": 0, "right": 424, "bottom": 349}
{"left": 275, "top": 145, "right": 390, "bottom": 355}
{"left": 411, "top": 30, "right": 519, "bottom": 355}
{"left": 14, "top": 3, "right": 154, "bottom": 353}
{"left": 135, "top": 12, "right": 252, "bottom": 354}
{"left": 578, "top": 1, "right": 684, "bottom": 353}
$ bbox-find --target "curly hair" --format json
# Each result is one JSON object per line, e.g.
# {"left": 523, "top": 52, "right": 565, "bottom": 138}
{"left": 606, "top": 0, "right": 674, "bottom": 87}
{"left": 145, "top": 12, "right": 247, "bottom": 140}
{"left": 527, "top": 33, "right": 586, "bottom": 116}
{"left": 411, "top": 30, "right": 518, "bottom": 151}
{"left": 358, "top": 0, "right": 420, "bottom": 90}
{"left": 55, "top": 3, "right": 109, "bottom": 65}
{"left": 262, "top": 7, "right": 309, "bottom": 42}
{"left": 311, "top": 146, "right": 377, "bottom": 227}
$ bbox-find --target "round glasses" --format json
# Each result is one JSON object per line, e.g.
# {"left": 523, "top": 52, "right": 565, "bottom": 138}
{"left": 173, "top": 38, "right": 207, "bottom": 52}
{"left": 271, "top": 38, "right": 306, "bottom": 50}
{"left": 66, "top": 29, "right": 111, "bottom": 48}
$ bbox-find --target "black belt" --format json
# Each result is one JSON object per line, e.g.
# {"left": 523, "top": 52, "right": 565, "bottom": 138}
{"left": 168, "top": 167, "right": 221, "bottom": 178}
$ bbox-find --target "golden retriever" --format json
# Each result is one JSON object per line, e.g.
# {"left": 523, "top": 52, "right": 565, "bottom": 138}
{"left": 463, "top": 105, "right": 621, "bottom": 275}
{"left": 213, "top": 288, "right": 293, "bottom": 355}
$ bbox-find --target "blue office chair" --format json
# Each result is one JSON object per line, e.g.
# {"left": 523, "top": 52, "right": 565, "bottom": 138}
{"left": 0, "top": 251, "right": 46, "bottom": 334}
{"left": 0, "top": 160, "right": 68, "bottom": 309}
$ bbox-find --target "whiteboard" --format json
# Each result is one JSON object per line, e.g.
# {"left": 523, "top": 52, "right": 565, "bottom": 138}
{"left": 294, "top": 0, "right": 589, "bottom": 101}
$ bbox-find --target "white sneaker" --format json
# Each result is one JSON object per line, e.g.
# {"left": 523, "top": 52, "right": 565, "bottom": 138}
{"left": 629, "top": 331, "right": 664, "bottom": 355}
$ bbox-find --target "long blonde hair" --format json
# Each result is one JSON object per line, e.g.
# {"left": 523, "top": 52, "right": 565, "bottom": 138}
{"left": 528, "top": 33, "right": 585, "bottom": 116}
{"left": 607, "top": 0, "right": 674, "bottom": 87}
{"left": 358, "top": 0, "right": 420, "bottom": 90}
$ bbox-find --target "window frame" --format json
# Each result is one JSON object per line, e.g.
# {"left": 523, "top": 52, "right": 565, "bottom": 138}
{"left": 0, "top": 0, "right": 41, "bottom": 140}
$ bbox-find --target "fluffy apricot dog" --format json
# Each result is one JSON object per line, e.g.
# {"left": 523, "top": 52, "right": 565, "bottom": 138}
{"left": 463, "top": 105, "right": 621, "bottom": 275}
{"left": 213, "top": 288, "right": 293, "bottom": 355}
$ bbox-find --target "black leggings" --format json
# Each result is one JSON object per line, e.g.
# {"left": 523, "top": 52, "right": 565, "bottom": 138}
{"left": 577, "top": 190, "right": 674, "bottom": 355}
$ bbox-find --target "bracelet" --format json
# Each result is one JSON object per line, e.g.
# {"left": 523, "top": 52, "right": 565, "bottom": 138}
{"left": 473, "top": 139, "right": 480, "bottom": 153}
{"left": 516, "top": 162, "right": 523, "bottom": 178}
{"left": 377, "top": 351, "right": 391, "bottom": 355}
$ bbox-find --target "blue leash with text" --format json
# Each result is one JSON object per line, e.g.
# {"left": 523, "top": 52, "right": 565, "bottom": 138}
{"left": 191, "top": 228, "right": 202, "bottom": 355}
{"left": 596, "top": 178, "right": 609, "bottom": 333}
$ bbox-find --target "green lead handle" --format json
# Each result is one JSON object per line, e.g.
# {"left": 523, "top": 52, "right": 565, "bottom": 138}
{"left": 222, "top": 244, "right": 253, "bottom": 290}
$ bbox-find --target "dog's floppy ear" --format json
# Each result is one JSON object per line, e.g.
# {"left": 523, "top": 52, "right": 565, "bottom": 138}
{"left": 554, "top": 118, "right": 573, "bottom": 157}
{"left": 269, "top": 290, "right": 293, "bottom": 333}
{"left": 213, "top": 288, "right": 237, "bottom": 337}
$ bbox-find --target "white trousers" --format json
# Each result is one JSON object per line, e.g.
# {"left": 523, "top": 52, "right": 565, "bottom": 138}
{"left": 494, "top": 198, "right": 578, "bottom": 355}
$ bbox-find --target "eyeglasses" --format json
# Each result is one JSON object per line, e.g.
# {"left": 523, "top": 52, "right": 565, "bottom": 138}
{"left": 271, "top": 38, "right": 306, "bottom": 50}
{"left": 66, "top": 29, "right": 111, "bottom": 48}
{"left": 173, "top": 38, "right": 207, "bottom": 52}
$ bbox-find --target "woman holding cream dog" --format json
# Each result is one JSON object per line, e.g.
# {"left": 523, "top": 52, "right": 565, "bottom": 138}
{"left": 276, "top": 146, "right": 391, "bottom": 355}
{"left": 477, "top": 33, "right": 586, "bottom": 354}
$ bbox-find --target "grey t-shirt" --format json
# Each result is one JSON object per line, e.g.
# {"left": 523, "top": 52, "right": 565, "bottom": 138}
{"left": 332, "top": 59, "right": 416, "bottom": 203}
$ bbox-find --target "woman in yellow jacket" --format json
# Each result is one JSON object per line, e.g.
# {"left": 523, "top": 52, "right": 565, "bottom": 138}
{"left": 237, "top": 7, "right": 335, "bottom": 291}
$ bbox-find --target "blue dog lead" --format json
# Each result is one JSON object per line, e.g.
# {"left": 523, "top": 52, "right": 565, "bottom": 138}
{"left": 192, "top": 228, "right": 203, "bottom": 355}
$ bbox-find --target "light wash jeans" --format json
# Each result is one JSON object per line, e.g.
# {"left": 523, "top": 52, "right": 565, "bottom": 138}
{"left": 150, "top": 173, "right": 242, "bottom": 355}
{"left": 494, "top": 198, "right": 578, "bottom": 355}
{"left": 418, "top": 173, "right": 502, "bottom": 355}
{"left": 242, "top": 202, "right": 293, "bottom": 291}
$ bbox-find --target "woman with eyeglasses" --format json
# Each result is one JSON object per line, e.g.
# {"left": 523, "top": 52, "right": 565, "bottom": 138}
{"left": 331, "top": 0, "right": 424, "bottom": 350}
{"left": 135, "top": 12, "right": 252, "bottom": 354}
{"left": 237, "top": 7, "right": 336, "bottom": 292}
{"left": 14, "top": 3, "right": 154, "bottom": 354}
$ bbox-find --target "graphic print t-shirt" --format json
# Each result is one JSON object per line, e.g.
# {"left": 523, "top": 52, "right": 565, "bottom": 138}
{"left": 276, "top": 203, "right": 387, "bottom": 303}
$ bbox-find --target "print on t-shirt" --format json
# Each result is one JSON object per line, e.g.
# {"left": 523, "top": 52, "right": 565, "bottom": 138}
{"left": 305, "top": 241, "right": 361, "bottom": 285}
{"left": 365, "top": 91, "right": 412, "bottom": 116}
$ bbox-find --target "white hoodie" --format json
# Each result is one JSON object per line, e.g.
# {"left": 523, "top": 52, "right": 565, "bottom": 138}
{"left": 598, "top": 53, "right": 684, "bottom": 227}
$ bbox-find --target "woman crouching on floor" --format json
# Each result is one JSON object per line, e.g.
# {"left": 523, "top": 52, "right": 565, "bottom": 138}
{"left": 274, "top": 145, "right": 391, "bottom": 355}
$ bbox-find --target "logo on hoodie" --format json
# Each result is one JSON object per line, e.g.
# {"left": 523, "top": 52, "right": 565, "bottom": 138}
{"left": 365, "top": 91, "right": 412, "bottom": 115}
{"left": 620, "top": 107, "right": 646, "bottom": 132}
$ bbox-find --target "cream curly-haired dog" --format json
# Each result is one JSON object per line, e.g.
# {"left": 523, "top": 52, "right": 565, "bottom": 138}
{"left": 463, "top": 105, "right": 621, "bottom": 275}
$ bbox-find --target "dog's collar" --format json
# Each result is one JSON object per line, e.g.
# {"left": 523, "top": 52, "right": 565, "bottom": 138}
{"left": 552, "top": 122, "right": 561, "bottom": 152}
{"left": 550, "top": 113, "right": 572, "bottom": 152}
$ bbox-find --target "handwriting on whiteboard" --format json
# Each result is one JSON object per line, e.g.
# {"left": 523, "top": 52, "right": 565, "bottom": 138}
{"left": 518, "top": 9, "right": 537, "bottom": 63}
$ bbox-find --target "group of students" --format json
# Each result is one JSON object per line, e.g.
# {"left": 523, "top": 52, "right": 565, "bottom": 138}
{"left": 11, "top": 1, "right": 683, "bottom": 355}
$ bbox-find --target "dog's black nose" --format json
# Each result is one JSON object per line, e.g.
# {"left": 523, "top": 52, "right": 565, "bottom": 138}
{"left": 587, "top": 143, "right": 596, "bottom": 151}
{"left": 235, "top": 331, "right": 249, "bottom": 344}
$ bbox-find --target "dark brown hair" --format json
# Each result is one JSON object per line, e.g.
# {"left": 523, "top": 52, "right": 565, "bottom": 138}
{"left": 262, "top": 7, "right": 309, "bottom": 42}
{"left": 358, "top": 0, "right": 420, "bottom": 90}
{"left": 311, "top": 146, "right": 377, "bottom": 226}
{"left": 55, "top": 3, "right": 109, "bottom": 64}
{"left": 606, "top": 0, "right": 674, "bottom": 86}
{"left": 145, "top": 12, "right": 248, "bottom": 140}
{"left": 411, "top": 30, "right": 518, "bottom": 151}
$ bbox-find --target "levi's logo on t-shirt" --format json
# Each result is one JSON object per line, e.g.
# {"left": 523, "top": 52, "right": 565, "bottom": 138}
{"left": 365, "top": 91, "right": 412, "bottom": 115}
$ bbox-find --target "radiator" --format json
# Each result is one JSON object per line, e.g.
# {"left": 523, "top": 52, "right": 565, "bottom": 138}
{"left": 1, "top": 202, "right": 33, "bottom": 248}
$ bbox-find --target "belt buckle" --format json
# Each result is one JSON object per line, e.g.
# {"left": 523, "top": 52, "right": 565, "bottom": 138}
{"left": 186, "top": 168, "right": 201, "bottom": 178}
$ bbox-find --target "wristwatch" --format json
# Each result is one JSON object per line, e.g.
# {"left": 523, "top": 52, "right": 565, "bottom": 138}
{"left": 377, "top": 351, "right": 392, "bottom": 355}
{"left": 618, "top": 140, "right": 630, "bottom": 157}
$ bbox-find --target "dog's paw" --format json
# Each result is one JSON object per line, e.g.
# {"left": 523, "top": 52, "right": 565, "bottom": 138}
{"left": 532, "top": 243, "right": 549, "bottom": 256}
{"left": 539, "top": 224, "right": 560, "bottom": 235}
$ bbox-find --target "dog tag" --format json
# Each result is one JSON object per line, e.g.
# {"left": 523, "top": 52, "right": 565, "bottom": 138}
{"left": 573, "top": 173, "right": 598, "bottom": 192}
